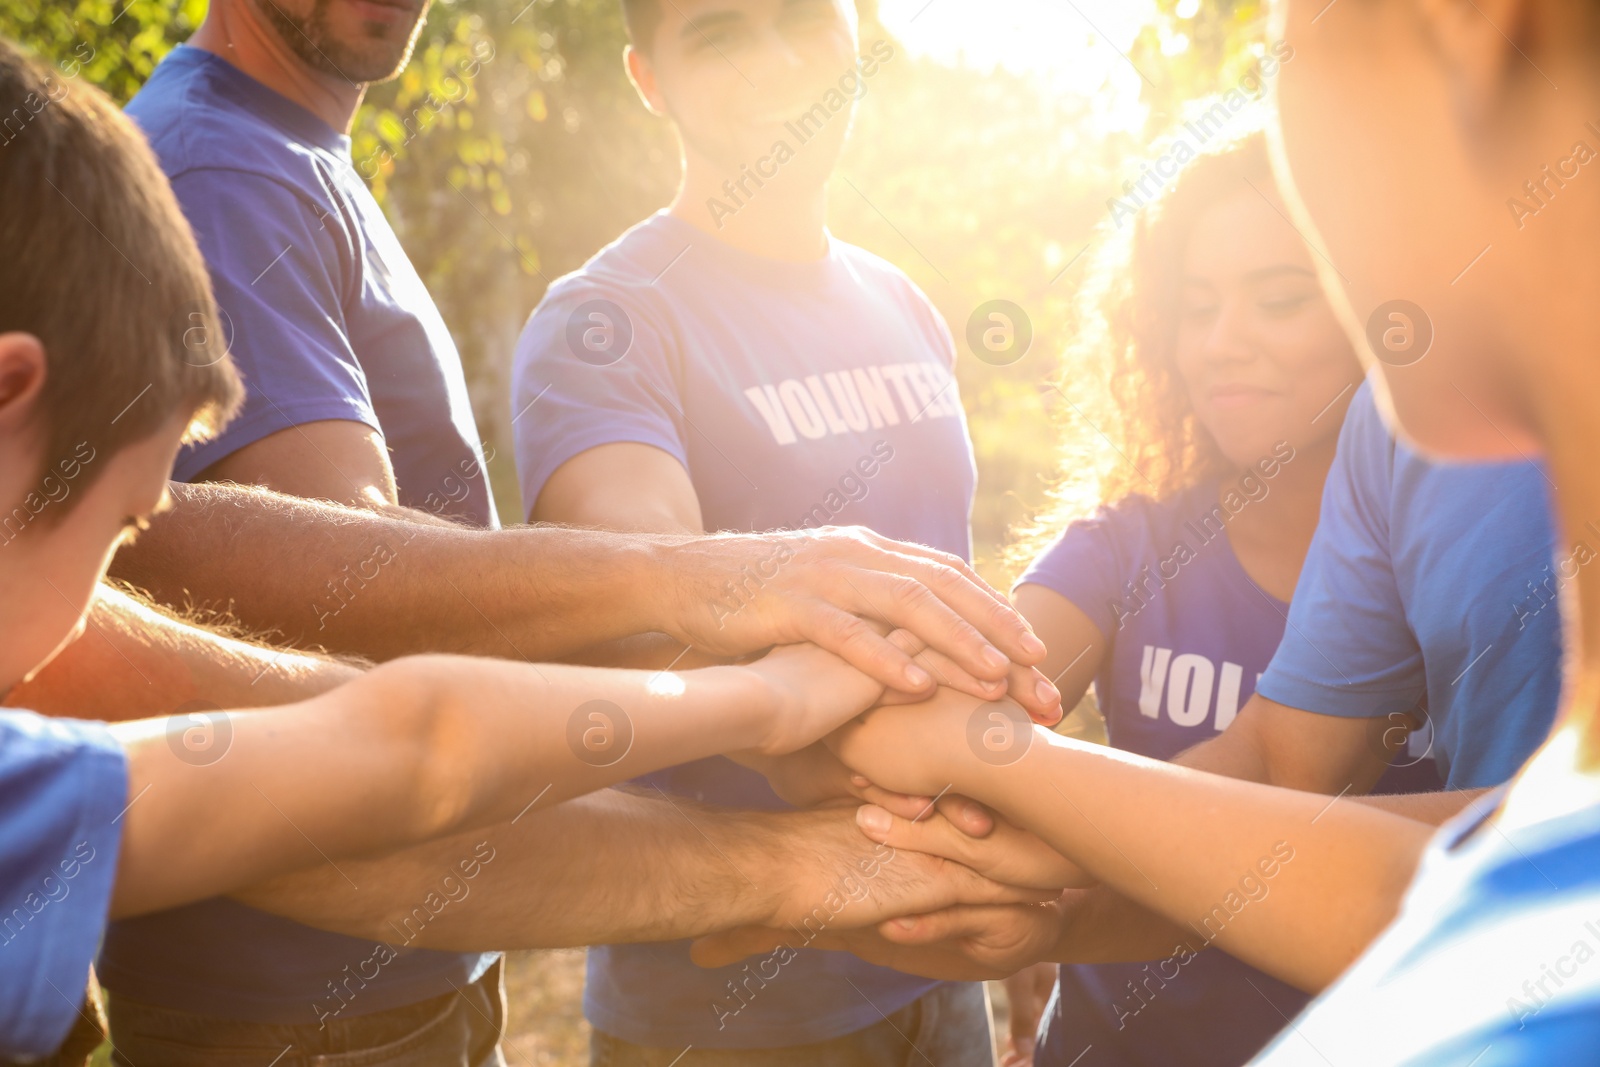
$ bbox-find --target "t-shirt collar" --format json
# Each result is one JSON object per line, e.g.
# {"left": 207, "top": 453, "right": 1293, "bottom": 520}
{"left": 171, "top": 44, "right": 353, "bottom": 157}
{"left": 650, "top": 211, "right": 839, "bottom": 289}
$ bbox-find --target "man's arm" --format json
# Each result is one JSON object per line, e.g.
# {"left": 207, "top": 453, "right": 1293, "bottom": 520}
{"left": 113, "top": 480, "right": 1055, "bottom": 708}
{"left": 231, "top": 789, "right": 1051, "bottom": 950}
{"left": 196, "top": 419, "right": 400, "bottom": 513}
{"left": 5, "top": 582, "right": 358, "bottom": 720}
{"left": 536, "top": 442, "right": 1060, "bottom": 719}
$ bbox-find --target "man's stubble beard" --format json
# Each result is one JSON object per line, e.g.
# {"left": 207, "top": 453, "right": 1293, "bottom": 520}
{"left": 253, "top": 0, "right": 428, "bottom": 85}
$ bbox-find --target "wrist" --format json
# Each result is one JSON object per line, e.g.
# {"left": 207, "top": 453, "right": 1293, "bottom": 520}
{"left": 696, "top": 663, "right": 781, "bottom": 754}
{"left": 638, "top": 535, "right": 699, "bottom": 641}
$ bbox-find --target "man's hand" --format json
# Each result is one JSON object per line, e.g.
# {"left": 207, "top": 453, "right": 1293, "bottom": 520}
{"left": 698, "top": 807, "right": 1055, "bottom": 964}
{"left": 854, "top": 795, "right": 1094, "bottom": 891}
{"left": 694, "top": 901, "right": 1066, "bottom": 982}
{"left": 654, "top": 527, "right": 1062, "bottom": 723}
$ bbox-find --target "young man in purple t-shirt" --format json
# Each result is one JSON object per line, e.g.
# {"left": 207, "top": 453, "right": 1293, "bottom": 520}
{"left": 508, "top": 1, "right": 1060, "bottom": 1062}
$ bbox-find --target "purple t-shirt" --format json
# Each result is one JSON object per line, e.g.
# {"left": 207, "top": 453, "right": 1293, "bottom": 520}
{"left": 511, "top": 212, "right": 976, "bottom": 1048}
{"left": 108, "top": 45, "right": 496, "bottom": 1023}
{"left": 1018, "top": 479, "right": 1439, "bottom": 1067}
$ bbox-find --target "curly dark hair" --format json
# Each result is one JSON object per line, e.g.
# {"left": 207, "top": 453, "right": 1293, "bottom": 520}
{"left": 1010, "top": 130, "right": 1274, "bottom": 572}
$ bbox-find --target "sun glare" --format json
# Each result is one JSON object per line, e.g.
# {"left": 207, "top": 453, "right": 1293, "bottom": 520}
{"left": 876, "top": 0, "right": 1154, "bottom": 131}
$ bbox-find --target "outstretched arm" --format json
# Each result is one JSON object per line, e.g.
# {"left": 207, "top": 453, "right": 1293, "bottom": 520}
{"left": 114, "top": 480, "right": 1057, "bottom": 716}
{"left": 106, "top": 636, "right": 897, "bottom": 920}
{"left": 232, "top": 788, "right": 1050, "bottom": 950}
{"left": 6, "top": 582, "right": 358, "bottom": 721}
{"left": 827, "top": 689, "right": 1436, "bottom": 992}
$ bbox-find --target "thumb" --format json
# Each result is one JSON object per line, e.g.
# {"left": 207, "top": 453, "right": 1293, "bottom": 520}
{"left": 876, "top": 904, "right": 988, "bottom": 945}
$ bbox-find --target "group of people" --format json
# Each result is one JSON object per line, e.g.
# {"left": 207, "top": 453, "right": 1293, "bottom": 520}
{"left": 2, "top": 0, "right": 1598, "bottom": 1065}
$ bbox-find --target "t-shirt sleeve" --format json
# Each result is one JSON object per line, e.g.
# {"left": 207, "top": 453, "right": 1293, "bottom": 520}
{"left": 1015, "top": 505, "right": 1136, "bottom": 640}
{"left": 510, "top": 283, "right": 688, "bottom": 518}
{"left": 1256, "top": 382, "right": 1427, "bottom": 718}
{"left": 0, "top": 712, "right": 127, "bottom": 1060}
{"left": 168, "top": 168, "right": 380, "bottom": 482}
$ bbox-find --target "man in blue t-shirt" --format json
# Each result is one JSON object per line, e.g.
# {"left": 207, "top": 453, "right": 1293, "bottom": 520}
{"left": 112, "top": 9, "right": 503, "bottom": 1053}
{"left": 1178, "top": 379, "right": 1562, "bottom": 801}
{"left": 509, "top": 2, "right": 1026, "bottom": 1061}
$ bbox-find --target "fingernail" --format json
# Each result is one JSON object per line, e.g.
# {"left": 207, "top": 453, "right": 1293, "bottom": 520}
{"left": 963, "top": 801, "right": 985, "bottom": 824}
{"left": 1019, "top": 631, "right": 1047, "bottom": 659}
{"left": 904, "top": 663, "right": 932, "bottom": 688}
{"left": 850, "top": 774, "right": 871, "bottom": 788}
{"left": 857, "top": 805, "right": 892, "bottom": 834}
{"left": 1036, "top": 677, "right": 1060, "bottom": 707}
{"left": 982, "top": 646, "right": 1009, "bottom": 672}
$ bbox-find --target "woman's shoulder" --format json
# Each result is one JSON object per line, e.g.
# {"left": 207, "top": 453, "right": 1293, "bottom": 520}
{"left": 1058, "top": 480, "right": 1221, "bottom": 554}
{"left": 1017, "top": 481, "right": 1222, "bottom": 606}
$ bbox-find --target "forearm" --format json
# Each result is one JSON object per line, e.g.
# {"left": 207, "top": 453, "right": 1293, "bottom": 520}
{"left": 234, "top": 789, "right": 789, "bottom": 949}
{"left": 1352, "top": 786, "right": 1489, "bottom": 825}
{"left": 1178, "top": 711, "right": 1479, "bottom": 825}
{"left": 111, "top": 654, "right": 779, "bottom": 916}
{"left": 6, "top": 582, "right": 358, "bottom": 720}
{"left": 969, "top": 733, "right": 1434, "bottom": 992}
{"left": 112, "top": 481, "right": 674, "bottom": 662}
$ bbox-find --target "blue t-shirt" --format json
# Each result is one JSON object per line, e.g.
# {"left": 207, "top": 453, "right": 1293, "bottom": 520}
{"left": 128, "top": 46, "right": 495, "bottom": 526}
{"left": 1251, "top": 787, "right": 1600, "bottom": 1066}
{"left": 1258, "top": 381, "right": 1562, "bottom": 788}
{"left": 1018, "top": 479, "right": 1440, "bottom": 1067}
{"left": 0, "top": 711, "right": 127, "bottom": 1061}
{"left": 109, "top": 45, "right": 497, "bottom": 1023}
{"left": 512, "top": 211, "right": 976, "bottom": 1048}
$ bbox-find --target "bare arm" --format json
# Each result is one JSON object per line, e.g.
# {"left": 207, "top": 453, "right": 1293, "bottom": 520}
{"left": 195, "top": 419, "right": 402, "bottom": 511}
{"left": 1176, "top": 693, "right": 1487, "bottom": 824}
{"left": 5, "top": 582, "right": 358, "bottom": 721}
{"left": 537, "top": 442, "right": 1060, "bottom": 720}
{"left": 828, "top": 691, "right": 1436, "bottom": 992}
{"left": 232, "top": 789, "right": 1049, "bottom": 950}
{"left": 106, "top": 637, "right": 902, "bottom": 919}
{"left": 534, "top": 441, "right": 702, "bottom": 532}
{"left": 113, "top": 482, "right": 1055, "bottom": 706}
{"left": 1010, "top": 585, "right": 1106, "bottom": 711}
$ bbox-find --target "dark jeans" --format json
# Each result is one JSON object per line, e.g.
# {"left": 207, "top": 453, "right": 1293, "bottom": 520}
{"left": 107, "top": 959, "right": 506, "bottom": 1067}
{"left": 591, "top": 982, "right": 995, "bottom": 1067}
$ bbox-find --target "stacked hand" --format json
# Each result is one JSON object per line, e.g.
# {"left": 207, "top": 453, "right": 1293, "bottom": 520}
{"left": 705, "top": 684, "right": 1095, "bottom": 991}
{"left": 660, "top": 526, "right": 1064, "bottom": 723}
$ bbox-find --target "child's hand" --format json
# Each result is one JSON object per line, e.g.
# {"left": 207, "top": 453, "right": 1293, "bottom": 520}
{"left": 825, "top": 687, "right": 1039, "bottom": 799}
{"left": 740, "top": 630, "right": 1006, "bottom": 757}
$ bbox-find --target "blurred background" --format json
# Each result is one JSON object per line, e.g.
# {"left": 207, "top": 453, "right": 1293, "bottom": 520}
{"left": 7, "top": 0, "right": 1268, "bottom": 1058}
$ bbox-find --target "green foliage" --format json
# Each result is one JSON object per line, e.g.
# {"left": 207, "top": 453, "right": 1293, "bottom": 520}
{"left": 5, "top": 0, "right": 201, "bottom": 101}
